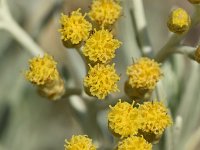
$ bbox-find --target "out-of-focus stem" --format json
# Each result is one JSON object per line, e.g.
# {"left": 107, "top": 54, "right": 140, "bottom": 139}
{"left": 3, "top": 20, "right": 44, "bottom": 56}
{"left": 155, "top": 34, "right": 182, "bottom": 62}
{"left": 0, "top": 0, "right": 43, "bottom": 56}
{"left": 174, "top": 46, "right": 196, "bottom": 60}
{"left": 165, "top": 111, "right": 174, "bottom": 150}
{"left": 63, "top": 88, "right": 82, "bottom": 97}
{"left": 68, "top": 96, "right": 105, "bottom": 148}
{"left": 185, "top": 126, "right": 200, "bottom": 150}
{"left": 173, "top": 116, "right": 182, "bottom": 149}
{"left": 75, "top": 47, "right": 89, "bottom": 72}
{"left": 131, "top": 0, "right": 153, "bottom": 57}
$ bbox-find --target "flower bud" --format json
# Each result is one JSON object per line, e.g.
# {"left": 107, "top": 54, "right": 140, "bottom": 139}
{"left": 58, "top": 9, "right": 92, "bottom": 46}
{"left": 84, "top": 63, "right": 120, "bottom": 100}
{"left": 25, "top": 54, "right": 65, "bottom": 100}
{"left": 167, "top": 8, "right": 191, "bottom": 34}
{"left": 117, "top": 136, "right": 152, "bottom": 150}
{"left": 108, "top": 100, "right": 142, "bottom": 138}
{"left": 64, "top": 135, "right": 96, "bottom": 150}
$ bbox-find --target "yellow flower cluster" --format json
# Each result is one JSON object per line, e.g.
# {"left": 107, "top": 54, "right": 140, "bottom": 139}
{"left": 127, "top": 57, "right": 162, "bottom": 90}
{"left": 139, "top": 102, "right": 172, "bottom": 135}
{"left": 84, "top": 64, "right": 120, "bottom": 99}
{"left": 58, "top": 9, "right": 92, "bottom": 44}
{"left": 167, "top": 8, "right": 191, "bottom": 34}
{"left": 25, "top": 54, "right": 59, "bottom": 85}
{"left": 83, "top": 29, "right": 121, "bottom": 63}
{"left": 108, "top": 100, "right": 142, "bottom": 138}
{"left": 117, "top": 136, "right": 152, "bottom": 150}
{"left": 89, "top": 0, "right": 122, "bottom": 26}
{"left": 108, "top": 99, "right": 172, "bottom": 142}
{"left": 64, "top": 135, "right": 96, "bottom": 150}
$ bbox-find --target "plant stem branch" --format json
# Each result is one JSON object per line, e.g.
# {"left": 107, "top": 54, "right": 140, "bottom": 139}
{"left": 76, "top": 47, "right": 89, "bottom": 72}
{"left": 63, "top": 88, "right": 82, "bottom": 98}
{"left": 174, "top": 46, "right": 196, "bottom": 60}
{"left": 4, "top": 20, "right": 43, "bottom": 56}
{"left": 155, "top": 5, "right": 200, "bottom": 62}
{"left": 131, "top": 0, "right": 153, "bottom": 57}
{"left": 0, "top": 0, "right": 43, "bottom": 56}
{"left": 185, "top": 125, "right": 200, "bottom": 150}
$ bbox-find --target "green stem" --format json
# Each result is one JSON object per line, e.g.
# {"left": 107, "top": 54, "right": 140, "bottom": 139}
{"left": 75, "top": 47, "right": 89, "bottom": 72}
{"left": 0, "top": 0, "right": 43, "bottom": 56}
{"left": 63, "top": 88, "right": 82, "bottom": 98}
{"left": 131, "top": 0, "right": 153, "bottom": 57}
{"left": 174, "top": 46, "right": 196, "bottom": 60}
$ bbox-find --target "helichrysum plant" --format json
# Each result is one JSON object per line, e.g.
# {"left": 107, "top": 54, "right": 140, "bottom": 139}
{"left": 0, "top": 0, "right": 195, "bottom": 149}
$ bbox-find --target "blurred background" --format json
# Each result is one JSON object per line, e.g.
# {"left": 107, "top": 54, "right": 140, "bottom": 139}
{"left": 0, "top": 0, "right": 200, "bottom": 150}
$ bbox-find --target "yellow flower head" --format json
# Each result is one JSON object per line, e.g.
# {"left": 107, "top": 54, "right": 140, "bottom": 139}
{"left": 167, "top": 8, "right": 191, "bottom": 34}
{"left": 126, "top": 57, "right": 162, "bottom": 90}
{"left": 64, "top": 135, "right": 96, "bottom": 150}
{"left": 89, "top": 0, "right": 122, "bottom": 26}
{"left": 84, "top": 63, "right": 120, "bottom": 99}
{"left": 117, "top": 136, "right": 152, "bottom": 150}
{"left": 25, "top": 54, "right": 59, "bottom": 85}
{"left": 58, "top": 8, "right": 92, "bottom": 44}
{"left": 139, "top": 101, "right": 172, "bottom": 135}
{"left": 194, "top": 46, "right": 200, "bottom": 63}
{"left": 83, "top": 29, "right": 121, "bottom": 63}
{"left": 108, "top": 100, "right": 142, "bottom": 138}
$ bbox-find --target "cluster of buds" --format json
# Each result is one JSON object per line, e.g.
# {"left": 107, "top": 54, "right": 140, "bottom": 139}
{"left": 23, "top": 0, "right": 179, "bottom": 149}
{"left": 57, "top": 0, "right": 173, "bottom": 149}
{"left": 108, "top": 99, "right": 172, "bottom": 147}
{"left": 58, "top": 0, "right": 122, "bottom": 100}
